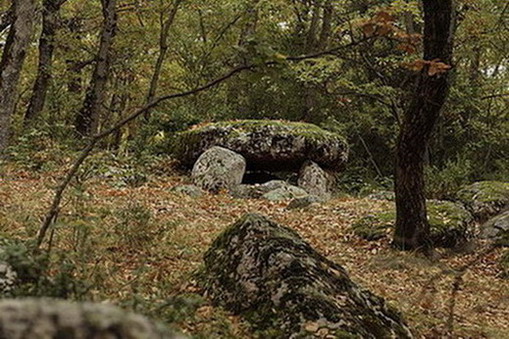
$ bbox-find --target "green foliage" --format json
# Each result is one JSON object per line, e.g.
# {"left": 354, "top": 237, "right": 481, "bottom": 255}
{"left": 0, "top": 240, "right": 91, "bottom": 299}
{"left": 112, "top": 202, "right": 155, "bottom": 248}
{"left": 425, "top": 156, "right": 473, "bottom": 200}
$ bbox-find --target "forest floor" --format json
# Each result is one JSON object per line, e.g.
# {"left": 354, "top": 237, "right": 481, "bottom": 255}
{"left": 1, "top": 159, "right": 508, "bottom": 338}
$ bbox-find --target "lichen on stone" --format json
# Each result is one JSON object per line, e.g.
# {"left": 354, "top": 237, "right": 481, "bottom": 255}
{"left": 200, "top": 213, "right": 413, "bottom": 338}
{"left": 172, "top": 120, "right": 348, "bottom": 172}
{"left": 456, "top": 181, "right": 509, "bottom": 221}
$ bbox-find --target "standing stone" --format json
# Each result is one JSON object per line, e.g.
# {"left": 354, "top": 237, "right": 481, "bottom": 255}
{"left": 298, "top": 160, "right": 331, "bottom": 199}
{"left": 201, "top": 213, "right": 413, "bottom": 338}
{"left": 192, "top": 146, "right": 246, "bottom": 193}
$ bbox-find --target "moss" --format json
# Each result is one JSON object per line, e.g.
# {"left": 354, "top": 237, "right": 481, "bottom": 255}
{"left": 352, "top": 201, "right": 473, "bottom": 247}
{"left": 172, "top": 120, "right": 348, "bottom": 171}
{"left": 457, "top": 181, "right": 509, "bottom": 204}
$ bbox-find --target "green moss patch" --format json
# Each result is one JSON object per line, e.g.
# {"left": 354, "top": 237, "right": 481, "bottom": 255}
{"left": 172, "top": 120, "right": 348, "bottom": 171}
{"left": 456, "top": 181, "right": 509, "bottom": 220}
{"left": 352, "top": 200, "right": 474, "bottom": 248}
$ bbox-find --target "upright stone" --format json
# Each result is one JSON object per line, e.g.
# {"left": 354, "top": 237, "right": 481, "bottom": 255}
{"left": 192, "top": 146, "right": 246, "bottom": 193}
{"left": 201, "top": 213, "right": 413, "bottom": 338}
{"left": 298, "top": 160, "right": 331, "bottom": 199}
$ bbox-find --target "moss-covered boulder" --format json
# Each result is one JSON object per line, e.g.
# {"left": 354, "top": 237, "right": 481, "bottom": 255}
{"left": 456, "top": 181, "right": 509, "bottom": 221}
{"left": 352, "top": 201, "right": 474, "bottom": 247}
{"left": 173, "top": 120, "right": 348, "bottom": 172}
{"left": 0, "top": 298, "right": 185, "bottom": 338}
{"left": 201, "top": 214, "right": 412, "bottom": 338}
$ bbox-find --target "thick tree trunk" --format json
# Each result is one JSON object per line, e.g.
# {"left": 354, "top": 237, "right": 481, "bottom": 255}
{"left": 144, "top": 0, "right": 182, "bottom": 120}
{"left": 75, "top": 0, "right": 117, "bottom": 136}
{"left": 25, "top": 0, "right": 67, "bottom": 123}
{"left": 0, "top": 0, "right": 36, "bottom": 152}
{"left": 393, "top": 0, "right": 455, "bottom": 251}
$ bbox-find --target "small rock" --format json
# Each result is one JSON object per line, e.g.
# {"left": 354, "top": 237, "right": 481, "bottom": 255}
{"left": 192, "top": 146, "right": 246, "bottom": 193}
{"left": 262, "top": 185, "right": 309, "bottom": 201}
{"left": 298, "top": 160, "right": 331, "bottom": 199}
{"left": 172, "top": 184, "right": 205, "bottom": 198}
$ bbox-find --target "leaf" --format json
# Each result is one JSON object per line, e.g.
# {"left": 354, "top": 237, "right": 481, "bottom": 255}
{"left": 427, "top": 60, "right": 452, "bottom": 76}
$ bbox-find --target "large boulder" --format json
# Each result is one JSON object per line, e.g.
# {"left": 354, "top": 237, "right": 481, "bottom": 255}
{"left": 191, "top": 146, "right": 246, "bottom": 193}
{"left": 352, "top": 200, "right": 474, "bottom": 247}
{"left": 297, "top": 160, "right": 331, "bottom": 199}
{"left": 481, "top": 210, "right": 509, "bottom": 246}
{"left": 0, "top": 298, "right": 185, "bottom": 338}
{"left": 201, "top": 214, "right": 413, "bottom": 338}
{"left": 174, "top": 120, "right": 348, "bottom": 172}
{"left": 456, "top": 181, "right": 509, "bottom": 221}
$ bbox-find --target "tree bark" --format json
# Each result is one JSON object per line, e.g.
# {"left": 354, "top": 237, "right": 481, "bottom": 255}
{"left": 0, "top": 0, "right": 36, "bottom": 152}
{"left": 75, "top": 0, "right": 117, "bottom": 136}
{"left": 24, "top": 0, "right": 67, "bottom": 123}
{"left": 393, "top": 0, "right": 455, "bottom": 251}
{"left": 144, "top": 0, "right": 182, "bottom": 120}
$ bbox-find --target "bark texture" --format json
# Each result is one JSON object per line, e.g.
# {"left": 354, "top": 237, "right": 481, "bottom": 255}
{"left": 75, "top": 0, "right": 117, "bottom": 136}
{"left": 201, "top": 213, "right": 413, "bottom": 338}
{"left": 25, "top": 0, "right": 67, "bottom": 123}
{"left": 393, "top": 0, "right": 455, "bottom": 251}
{"left": 0, "top": 0, "right": 36, "bottom": 152}
{"left": 0, "top": 298, "right": 185, "bottom": 338}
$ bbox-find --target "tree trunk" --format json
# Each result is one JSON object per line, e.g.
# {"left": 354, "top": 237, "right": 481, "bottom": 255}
{"left": 144, "top": 0, "right": 182, "bottom": 120}
{"left": 393, "top": 0, "right": 455, "bottom": 251}
{"left": 75, "top": 0, "right": 117, "bottom": 136}
{"left": 25, "top": 0, "right": 67, "bottom": 123}
{"left": 0, "top": 0, "right": 36, "bottom": 152}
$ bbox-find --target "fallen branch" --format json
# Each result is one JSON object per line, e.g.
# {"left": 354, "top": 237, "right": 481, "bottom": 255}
{"left": 36, "top": 38, "right": 371, "bottom": 248}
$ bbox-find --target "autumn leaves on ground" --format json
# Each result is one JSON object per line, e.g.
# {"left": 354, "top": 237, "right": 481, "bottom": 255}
{"left": 1, "top": 157, "right": 507, "bottom": 338}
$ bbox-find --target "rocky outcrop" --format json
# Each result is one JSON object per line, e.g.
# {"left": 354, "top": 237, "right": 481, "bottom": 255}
{"left": 286, "top": 195, "right": 323, "bottom": 210}
{"left": 192, "top": 146, "right": 246, "bottom": 193}
{"left": 481, "top": 210, "right": 509, "bottom": 246}
{"left": 174, "top": 120, "right": 348, "bottom": 172}
{"left": 297, "top": 160, "right": 331, "bottom": 199}
{"left": 353, "top": 200, "right": 474, "bottom": 247}
{"left": 456, "top": 181, "right": 509, "bottom": 221}
{"left": 0, "top": 298, "right": 185, "bottom": 338}
{"left": 201, "top": 214, "right": 413, "bottom": 338}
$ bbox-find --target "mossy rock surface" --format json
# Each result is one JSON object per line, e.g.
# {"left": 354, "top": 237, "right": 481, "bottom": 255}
{"left": 482, "top": 210, "right": 509, "bottom": 247}
{"left": 200, "top": 213, "right": 412, "bottom": 338}
{"left": 0, "top": 298, "right": 185, "bottom": 338}
{"left": 456, "top": 181, "right": 509, "bottom": 221}
{"left": 173, "top": 120, "right": 348, "bottom": 172}
{"left": 352, "top": 200, "right": 474, "bottom": 248}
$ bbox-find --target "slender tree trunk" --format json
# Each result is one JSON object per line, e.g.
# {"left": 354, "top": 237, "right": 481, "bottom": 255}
{"left": 25, "top": 0, "right": 67, "bottom": 123}
{"left": 144, "top": 0, "right": 182, "bottom": 120}
{"left": 0, "top": 0, "right": 36, "bottom": 152}
{"left": 393, "top": 0, "right": 455, "bottom": 251}
{"left": 75, "top": 0, "right": 117, "bottom": 136}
